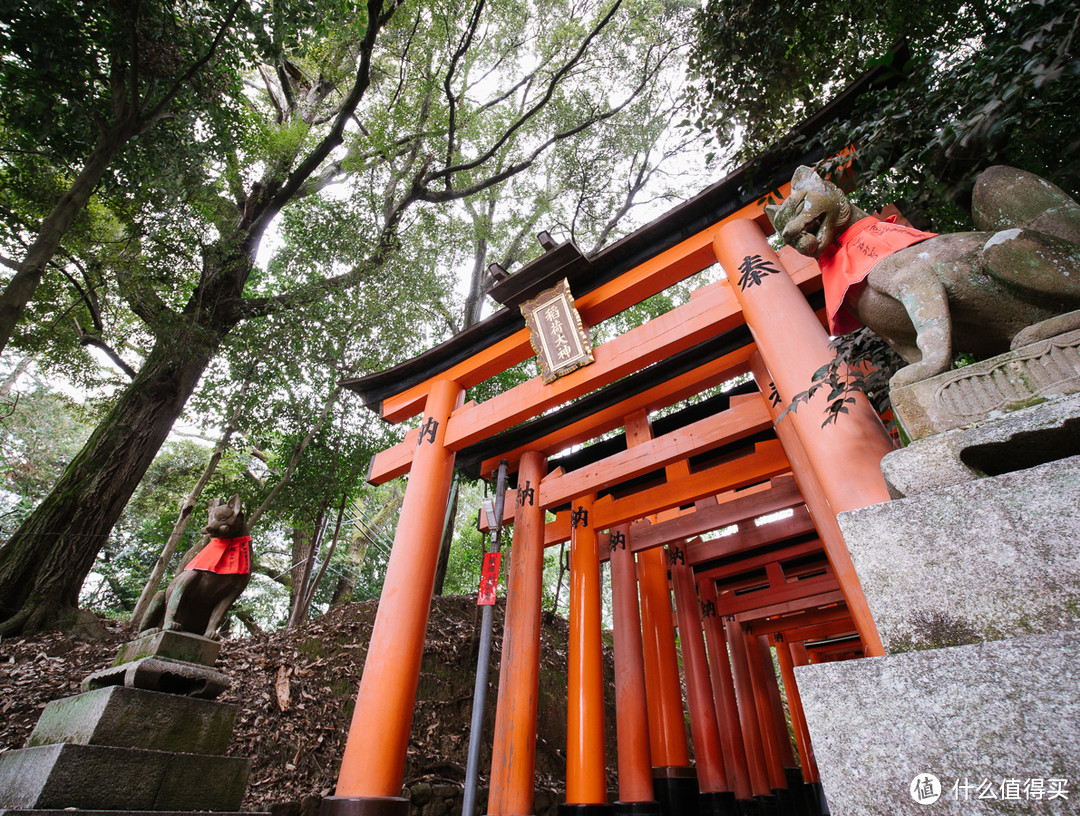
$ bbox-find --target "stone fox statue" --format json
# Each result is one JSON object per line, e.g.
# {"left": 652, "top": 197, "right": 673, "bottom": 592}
{"left": 140, "top": 495, "right": 251, "bottom": 639}
{"left": 765, "top": 165, "right": 1080, "bottom": 387}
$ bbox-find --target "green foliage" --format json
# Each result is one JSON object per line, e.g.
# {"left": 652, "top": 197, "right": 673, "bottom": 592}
{"left": 0, "top": 375, "right": 94, "bottom": 537}
{"left": 441, "top": 480, "right": 487, "bottom": 597}
{"left": 780, "top": 328, "right": 904, "bottom": 429}
{"left": 690, "top": 0, "right": 1080, "bottom": 200}
{"left": 689, "top": 0, "right": 1080, "bottom": 425}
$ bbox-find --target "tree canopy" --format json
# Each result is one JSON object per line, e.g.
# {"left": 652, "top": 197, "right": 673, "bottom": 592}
{"left": 0, "top": 0, "right": 707, "bottom": 634}
{"left": 687, "top": 0, "right": 1080, "bottom": 216}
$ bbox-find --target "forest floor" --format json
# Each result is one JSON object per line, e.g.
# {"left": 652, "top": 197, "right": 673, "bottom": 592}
{"left": 0, "top": 595, "right": 618, "bottom": 810}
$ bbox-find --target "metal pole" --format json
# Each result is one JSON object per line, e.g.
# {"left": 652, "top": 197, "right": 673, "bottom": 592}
{"left": 462, "top": 460, "right": 508, "bottom": 816}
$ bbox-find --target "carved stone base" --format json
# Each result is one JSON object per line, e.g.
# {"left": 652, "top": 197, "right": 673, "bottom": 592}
{"left": 114, "top": 630, "right": 220, "bottom": 667}
{"left": 890, "top": 328, "right": 1080, "bottom": 441}
{"left": 83, "top": 657, "right": 229, "bottom": 699}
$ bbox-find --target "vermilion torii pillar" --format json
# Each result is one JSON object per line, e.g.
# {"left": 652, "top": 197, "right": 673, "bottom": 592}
{"left": 711, "top": 223, "right": 894, "bottom": 516}
{"left": 564, "top": 493, "right": 609, "bottom": 812}
{"left": 488, "top": 450, "right": 547, "bottom": 816}
{"left": 714, "top": 220, "right": 894, "bottom": 655}
{"left": 699, "top": 580, "right": 753, "bottom": 806}
{"left": 637, "top": 545, "right": 696, "bottom": 811}
{"left": 608, "top": 523, "right": 660, "bottom": 815}
{"left": 724, "top": 615, "right": 775, "bottom": 809}
{"left": 668, "top": 544, "right": 735, "bottom": 816}
{"left": 773, "top": 634, "right": 820, "bottom": 785}
{"left": 751, "top": 350, "right": 886, "bottom": 656}
{"left": 637, "top": 545, "right": 692, "bottom": 762}
{"left": 741, "top": 624, "right": 789, "bottom": 801}
{"left": 746, "top": 635, "right": 797, "bottom": 814}
{"left": 327, "top": 378, "right": 463, "bottom": 816}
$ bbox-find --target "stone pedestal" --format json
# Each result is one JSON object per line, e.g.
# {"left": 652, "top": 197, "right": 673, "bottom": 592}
{"left": 0, "top": 631, "right": 257, "bottom": 815}
{"left": 793, "top": 338, "right": 1080, "bottom": 815}
{"left": 889, "top": 328, "right": 1080, "bottom": 441}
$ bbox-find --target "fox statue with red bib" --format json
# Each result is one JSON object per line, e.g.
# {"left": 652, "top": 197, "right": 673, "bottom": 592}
{"left": 139, "top": 495, "right": 251, "bottom": 640}
{"left": 766, "top": 166, "right": 1080, "bottom": 388}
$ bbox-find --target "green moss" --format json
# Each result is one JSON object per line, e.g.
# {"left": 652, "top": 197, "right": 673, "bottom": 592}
{"left": 892, "top": 609, "right": 982, "bottom": 653}
{"left": 298, "top": 637, "right": 323, "bottom": 658}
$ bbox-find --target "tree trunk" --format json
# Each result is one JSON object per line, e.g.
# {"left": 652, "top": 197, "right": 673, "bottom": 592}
{"left": 0, "top": 119, "right": 137, "bottom": 355}
{"left": 294, "top": 492, "right": 348, "bottom": 626}
{"left": 0, "top": 319, "right": 225, "bottom": 635}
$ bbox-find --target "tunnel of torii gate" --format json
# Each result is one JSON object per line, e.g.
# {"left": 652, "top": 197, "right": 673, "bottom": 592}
{"left": 321, "top": 149, "right": 902, "bottom": 816}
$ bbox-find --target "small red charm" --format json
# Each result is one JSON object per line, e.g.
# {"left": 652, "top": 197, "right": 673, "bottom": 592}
{"left": 477, "top": 552, "right": 501, "bottom": 605}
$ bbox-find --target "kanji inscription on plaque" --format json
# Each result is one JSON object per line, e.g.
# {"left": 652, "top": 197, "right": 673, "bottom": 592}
{"left": 520, "top": 278, "right": 594, "bottom": 384}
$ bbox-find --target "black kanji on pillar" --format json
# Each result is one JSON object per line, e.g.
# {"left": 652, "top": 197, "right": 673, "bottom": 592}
{"left": 736, "top": 254, "right": 782, "bottom": 290}
{"left": 571, "top": 506, "right": 589, "bottom": 529}
{"left": 417, "top": 417, "right": 439, "bottom": 446}
{"left": 517, "top": 480, "right": 535, "bottom": 507}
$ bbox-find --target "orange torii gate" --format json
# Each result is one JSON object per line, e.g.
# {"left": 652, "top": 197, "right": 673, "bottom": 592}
{"left": 322, "top": 154, "right": 897, "bottom": 816}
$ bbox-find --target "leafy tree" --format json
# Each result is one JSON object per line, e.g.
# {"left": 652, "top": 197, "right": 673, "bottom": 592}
{"left": 0, "top": 0, "right": 699, "bottom": 634}
{"left": 0, "top": 0, "right": 249, "bottom": 355}
{"left": 0, "top": 372, "right": 93, "bottom": 538}
{"left": 687, "top": 0, "right": 1080, "bottom": 205}
{"left": 686, "top": 0, "right": 1080, "bottom": 426}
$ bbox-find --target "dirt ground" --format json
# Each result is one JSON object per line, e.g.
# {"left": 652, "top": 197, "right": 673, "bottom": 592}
{"left": 0, "top": 595, "right": 618, "bottom": 810}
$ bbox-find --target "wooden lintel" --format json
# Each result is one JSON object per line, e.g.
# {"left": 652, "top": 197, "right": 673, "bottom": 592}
{"left": 722, "top": 588, "right": 847, "bottom": 623}
{"left": 693, "top": 535, "right": 823, "bottom": 582}
{"left": 806, "top": 637, "right": 863, "bottom": 659}
{"left": 684, "top": 505, "right": 816, "bottom": 566}
{"left": 477, "top": 346, "right": 756, "bottom": 476}
{"left": 745, "top": 603, "right": 851, "bottom": 638}
{"left": 377, "top": 193, "right": 796, "bottom": 424}
{"left": 714, "top": 576, "right": 841, "bottom": 618}
{"left": 772, "top": 619, "right": 859, "bottom": 645}
{"left": 445, "top": 282, "right": 746, "bottom": 450}
{"left": 528, "top": 440, "right": 790, "bottom": 548}
{"left": 538, "top": 392, "right": 772, "bottom": 509}
{"left": 627, "top": 474, "right": 803, "bottom": 553}
{"left": 367, "top": 426, "right": 419, "bottom": 484}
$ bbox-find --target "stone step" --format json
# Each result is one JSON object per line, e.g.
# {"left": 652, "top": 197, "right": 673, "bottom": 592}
{"left": 27, "top": 685, "right": 237, "bottom": 755}
{"left": 0, "top": 743, "right": 249, "bottom": 812}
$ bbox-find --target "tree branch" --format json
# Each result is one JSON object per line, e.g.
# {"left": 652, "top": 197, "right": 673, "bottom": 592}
{"left": 425, "top": 0, "right": 624, "bottom": 182}
{"left": 255, "top": 0, "right": 404, "bottom": 229}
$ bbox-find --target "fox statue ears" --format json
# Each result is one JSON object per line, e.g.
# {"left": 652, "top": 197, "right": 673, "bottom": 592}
{"left": 207, "top": 494, "right": 243, "bottom": 513}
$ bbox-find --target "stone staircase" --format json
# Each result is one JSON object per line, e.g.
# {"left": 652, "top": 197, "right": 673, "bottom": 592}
{"left": 0, "top": 629, "right": 259, "bottom": 815}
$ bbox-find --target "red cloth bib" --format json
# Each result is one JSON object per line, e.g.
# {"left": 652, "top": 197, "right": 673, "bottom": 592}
{"left": 818, "top": 216, "right": 937, "bottom": 335}
{"left": 185, "top": 536, "right": 252, "bottom": 575}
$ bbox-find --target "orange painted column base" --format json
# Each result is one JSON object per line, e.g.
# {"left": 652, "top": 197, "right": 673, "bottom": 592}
{"left": 327, "top": 379, "right": 463, "bottom": 816}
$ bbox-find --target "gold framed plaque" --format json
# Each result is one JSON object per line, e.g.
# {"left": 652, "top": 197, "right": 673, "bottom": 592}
{"left": 520, "top": 278, "right": 594, "bottom": 384}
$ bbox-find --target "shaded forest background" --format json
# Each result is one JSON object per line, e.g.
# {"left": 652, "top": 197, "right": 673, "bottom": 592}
{"left": 0, "top": 0, "right": 1077, "bottom": 637}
